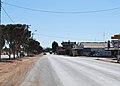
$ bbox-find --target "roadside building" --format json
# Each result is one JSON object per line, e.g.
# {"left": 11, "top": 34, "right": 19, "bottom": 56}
{"left": 110, "top": 34, "right": 120, "bottom": 62}
{"left": 81, "top": 42, "right": 106, "bottom": 56}
{"left": 61, "top": 41, "right": 76, "bottom": 55}
{"left": 58, "top": 41, "right": 112, "bottom": 57}
{"left": 58, "top": 41, "right": 83, "bottom": 56}
{"left": 105, "top": 40, "right": 120, "bottom": 57}
{"left": 57, "top": 47, "right": 66, "bottom": 55}
{"left": 71, "top": 42, "right": 84, "bottom": 56}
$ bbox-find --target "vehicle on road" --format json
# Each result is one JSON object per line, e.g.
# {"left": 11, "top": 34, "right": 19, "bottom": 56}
{"left": 95, "top": 51, "right": 111, "bottom": 57}
{"left": 43, "top": 52, "right": 47, "bottom": 55}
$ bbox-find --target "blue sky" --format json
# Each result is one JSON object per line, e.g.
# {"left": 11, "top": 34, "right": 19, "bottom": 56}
{"left": 1, "top": 0, "right": 120, "bottom": 47}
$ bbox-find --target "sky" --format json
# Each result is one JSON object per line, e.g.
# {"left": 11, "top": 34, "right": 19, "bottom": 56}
{"left": 1, "top": 0, "right": 120, "bottom": 47}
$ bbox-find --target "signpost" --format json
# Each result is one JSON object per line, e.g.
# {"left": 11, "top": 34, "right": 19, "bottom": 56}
{"left": 111, "top": 34, "right": 120, "bottom": 62}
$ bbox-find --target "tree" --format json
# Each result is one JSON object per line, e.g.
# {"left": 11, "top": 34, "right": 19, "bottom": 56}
{"left": 37, "top": 46, "right": 43, "bottom": 53}
{"left": 25, "top": 39, "right": 43, "bottom": 56}
{"left": 3, "top": 24, "right": 31, "bottom": 59}
{"left": 0, "top": 25, "right": 5, "bottom": 60}
{"left": 44, "top": 47, "right": 52, "bottom": 52}
{"left": 52, "top": 41, "right": 58, "bottom": 54}
{"left": 14, "top": 24, "right": 31, "bottom": 57}
{"left": 0, "top": 24, "right": 43, "bottom": 59}
{"left": 3, "top": 24, "right": 18, "bottom": 59}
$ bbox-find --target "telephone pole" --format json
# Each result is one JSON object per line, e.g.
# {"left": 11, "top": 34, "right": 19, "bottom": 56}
{"left": 0, "top": 0, "right": 1, "bottom": 60}
{"left": 0, "top": 0, "right": 1, "bottom": 24}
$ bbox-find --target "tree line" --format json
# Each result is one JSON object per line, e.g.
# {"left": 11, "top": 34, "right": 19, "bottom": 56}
{"left": 0, "top": 24, "right": 43, "bottom": 60}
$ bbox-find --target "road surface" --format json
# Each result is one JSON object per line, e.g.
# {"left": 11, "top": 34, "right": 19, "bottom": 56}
{"left": 21, "top": 55, "right": 120, "bottom": 86}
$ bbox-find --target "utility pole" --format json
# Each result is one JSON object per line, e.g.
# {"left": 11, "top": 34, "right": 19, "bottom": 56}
{"left": 0, "top": 0, "right": 1, "bottom": 60}
{"left": 0, "top": 0, "right": 1, "bottom": 24}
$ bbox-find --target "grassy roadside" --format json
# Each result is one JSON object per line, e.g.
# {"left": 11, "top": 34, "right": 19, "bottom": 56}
{"left": 0, "top": 54, "right": 42, "bottom": 86}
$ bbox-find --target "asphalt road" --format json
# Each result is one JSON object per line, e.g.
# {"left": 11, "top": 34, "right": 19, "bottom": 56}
{"left": 21, "top": 54, "right": 120, "bottom": 86}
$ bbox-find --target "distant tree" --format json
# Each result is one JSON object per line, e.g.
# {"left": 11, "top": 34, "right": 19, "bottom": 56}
{"left": 37, "top": 46, "right": 43, "bottom": 53}
{"left": 52, "top": 41, "right": 58, "bottom": 54}
{"left": 44, "top": 47, "right": 52, "bottom": 52}
{"left": 25, "top": 39, "right": 43, "bottom": 55}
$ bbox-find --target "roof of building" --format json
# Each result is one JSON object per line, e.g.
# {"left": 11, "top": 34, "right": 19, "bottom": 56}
{"left": 81, "top": 42, "right": 105, "bottom": 48}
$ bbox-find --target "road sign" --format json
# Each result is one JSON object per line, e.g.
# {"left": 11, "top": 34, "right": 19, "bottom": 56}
{"left": 111, "top": 34, "right": 120, "bottom": 39}
{"left": 111, "top": 40, "right": 120, "bottom": 48}
{"left": 111, "top": 34, "right": 120, "bottom": 63}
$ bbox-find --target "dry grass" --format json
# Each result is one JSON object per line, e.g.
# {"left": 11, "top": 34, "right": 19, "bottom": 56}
{"left": 0, "top": 54, "right": 42, "bottom": 86}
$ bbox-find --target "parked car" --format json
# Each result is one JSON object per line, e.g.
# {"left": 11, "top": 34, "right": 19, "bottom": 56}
{"left": 49, "top": 51, "right": 52, "bottom": 54}
{"left": 43, "top": 52, "right": 47, "bottom": 55}
{"left": 20, "top": 51, "right": 25, "bottom": 57}
{"left": 95, "top": 51, "right": 111, "bottom": 57}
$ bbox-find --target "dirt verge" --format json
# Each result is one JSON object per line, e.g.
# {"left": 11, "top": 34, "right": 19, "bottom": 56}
{"left": 0, "top": 54, "right": 42, "bottom": 86}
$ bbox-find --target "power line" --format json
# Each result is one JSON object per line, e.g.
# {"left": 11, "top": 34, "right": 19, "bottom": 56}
{"left": 36, "top": 33, "right": 68, "bottom": 39}
{"left": 35, "top": 33, "right": 102, "bottom": 41}
{"left": 2, "top": 6, "right": 14, "bottom": 23}
{"left": 2, "top": 2, "right": 120, "bottom": 14}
